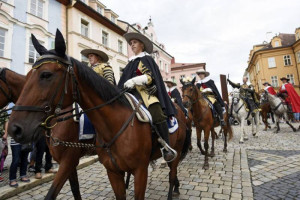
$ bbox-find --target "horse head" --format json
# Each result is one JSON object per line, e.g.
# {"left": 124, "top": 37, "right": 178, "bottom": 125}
{"left": 181, "top": 77, "right": 197, "bottom": 109}
{"left": 8, "top": 29, "right": 74, "bottom": 143}
{"left": 232, "top": 88, "right": 240, "bottom": 105}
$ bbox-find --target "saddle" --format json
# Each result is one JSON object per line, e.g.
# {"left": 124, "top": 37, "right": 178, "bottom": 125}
{"left": 203, "top": 96, "right": 219, "bottom": 120}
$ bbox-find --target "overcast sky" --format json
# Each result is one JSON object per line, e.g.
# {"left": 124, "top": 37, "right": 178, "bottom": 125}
{"left": 102, "top": 0, "right": 300, "bottom": 87}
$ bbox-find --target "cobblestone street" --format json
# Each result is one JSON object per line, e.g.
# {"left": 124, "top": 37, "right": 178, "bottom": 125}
{"left": 5, "top": 122, "right": 300, "bottom": 200}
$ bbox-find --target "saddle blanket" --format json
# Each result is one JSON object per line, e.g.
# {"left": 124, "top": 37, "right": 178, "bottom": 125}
{"left": 125, "top": 93, "right": 178, "bottom": 134}
{"left": 73, "top": 103, "right": 96, "bottom": 140}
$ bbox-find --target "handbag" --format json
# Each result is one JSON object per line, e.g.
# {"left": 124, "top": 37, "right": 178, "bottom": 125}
{"left": 21, "top": 143, "right": 33, "bottom": 153}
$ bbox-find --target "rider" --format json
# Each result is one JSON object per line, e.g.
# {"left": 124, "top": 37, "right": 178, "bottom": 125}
{"left": 227, "top": 76, "right": 260, "bottom": 115}
{"left": 118, "top": 32, "right": 177, "bottom": 162}
{"left": 164, "top": 79, "right": 188, "bottom": 116}
{"left": 278, "top": 77, "right": 300, "bottom": 114}
{"left": 81, "top": 49, "right": 115, "bottom": 85}
{"left": 196, "top": 69, "right": 226, "bottom": 127}
{"left": 263, "top": 82, "right": 276, "bottom": 95}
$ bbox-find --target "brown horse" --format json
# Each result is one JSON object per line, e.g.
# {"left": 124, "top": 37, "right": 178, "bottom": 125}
{"left": 181, "top": 78, "right": 233, "bottom": 169}
{"left": 0, "top": 68, "right": 95, "bottom": 200}
{"left": 8, "top": 30, "right": 190, "bottom": 200}
{"left": 258, "top": 90, "right": 273, "bottom": 131}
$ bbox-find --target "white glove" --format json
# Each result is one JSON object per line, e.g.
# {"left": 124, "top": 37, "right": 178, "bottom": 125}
{"left": 222, "top": 107, "right": 226, "bottom": 113}
{"left": 202, "top": 88, "right": 212, "bottom": 93}
{"left": 124, "top": 75, "right": 148, "bottom": 89}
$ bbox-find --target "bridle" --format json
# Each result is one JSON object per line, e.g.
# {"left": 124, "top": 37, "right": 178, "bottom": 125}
{"left": 12, "top": 54, "right": 81, "bottom": 129}
{"left": 0, "top": 68, "right": 13, "bottom": 102}
{"left": 182, "top": 83, "right": 202, "bottom": 107}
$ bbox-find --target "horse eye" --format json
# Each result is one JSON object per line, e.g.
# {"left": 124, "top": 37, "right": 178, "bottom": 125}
{"left": 40, "top": 72, "right": 53, "bottom": 80}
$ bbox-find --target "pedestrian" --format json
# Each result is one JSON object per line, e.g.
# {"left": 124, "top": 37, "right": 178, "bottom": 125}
{"left": 0, "top": 107, "right": 9, "bottom": 182}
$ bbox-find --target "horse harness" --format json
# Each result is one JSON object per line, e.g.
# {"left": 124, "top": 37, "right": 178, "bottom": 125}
{"left": 10, "top": 54, "right": 138, "bottom": 172}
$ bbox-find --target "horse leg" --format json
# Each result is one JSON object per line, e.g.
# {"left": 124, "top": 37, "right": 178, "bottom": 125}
{"left": 133, "top": 167, "right": 148, "bottom": 200}
{"left": 239, "top": 118, "right": 245, "bottom": 143}
{"left": 210, "top": 129, "right": 215, "bottom": 157}
{"left": 173, "top": 175, "right": 180, "bottom": 195}
{"left": 254, "top": 113, "right": 259, "bottom": 137}
{"left": 45, "top": 158, "right": 79, "bottom": 200}
{"left": 223, "top": 127, "right": 228, "bottom": 153}
{"left": 68, "top": 169, "right": 82, "bottom": 200}
{"left": 203, "top": 128, "right": 210, "bottom": 170}
{"left": 107, "top": 170, "right": 126, "bottom": 200}
{"left": 196, "top": 127, "right": 205, "bottom": 155}
{"left": 274, "top": 115, "right": 280, "bottom": 133}
{"left": 167, "top": 159, "right": 180, "bottom": 200}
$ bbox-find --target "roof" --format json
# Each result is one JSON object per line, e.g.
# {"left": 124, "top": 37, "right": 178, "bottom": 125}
{"left": 261, "top": 33, "right": 296, "bottom": 50}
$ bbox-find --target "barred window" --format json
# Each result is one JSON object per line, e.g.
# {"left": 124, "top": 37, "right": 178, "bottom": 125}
{"left": 81, "top": 19, "right": 89, "bottom": 37}
{"left": 30, "top": 0, "right": 44, "bottom": 18}
{"left": 0, "top": 28, "right": 6, "bottom": 57}
{"left": 287, "top": 74, "right": 295, "bottom": 85}
{"left": 283, "top": 55, "right": 291, "bottom": 66}
{"left": 102, "top": 31, "right": 108, "bottom": 47}
{"left": 268, "top": 57, "right": 276, "bottom": 68}
{"left": 271, "top": 76, "right": 278, "bottom": 87}
{"left": 118, "top": 40, "right": 123, "bottom": 53}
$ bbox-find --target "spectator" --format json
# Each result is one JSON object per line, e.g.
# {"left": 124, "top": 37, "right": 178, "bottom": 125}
{"left": 0, "top": 107, "right": 9, "bottom": 182}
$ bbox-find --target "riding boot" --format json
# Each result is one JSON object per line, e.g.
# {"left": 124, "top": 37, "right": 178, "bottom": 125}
{"left": 214, "top": 102, "right": 226, "bottom": 127}
{"left": 155, "top": 121, "right": 177, "bottom": 162}
{"left": 229, "top": 103, "right": 234, "bottom": 125}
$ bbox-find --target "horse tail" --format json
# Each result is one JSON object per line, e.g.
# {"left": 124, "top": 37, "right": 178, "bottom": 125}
{"left": 180, "top": 128, "right": 192, "bottom": 161}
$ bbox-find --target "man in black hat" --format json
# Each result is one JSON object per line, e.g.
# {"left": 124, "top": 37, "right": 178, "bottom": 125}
{"left": 81, "top": 49, "right": 115, "bottom": 85}
{"left": 164, "top": 79, "right": 187, "bottom": 116}
{"left": 118, "top": 32, "right": 177, "bottom": 162}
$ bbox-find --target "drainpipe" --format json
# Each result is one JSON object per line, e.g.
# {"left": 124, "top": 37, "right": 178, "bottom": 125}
{"left": 292, "top": 46, "right": 300, "bottom": 89}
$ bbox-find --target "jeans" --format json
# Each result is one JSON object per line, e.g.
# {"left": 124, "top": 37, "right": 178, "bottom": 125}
{"left": 35, "top": 136, "right": 52, "bottom": 173}
{"left": 9, "top": 145, "right": 29, "bottom": 181}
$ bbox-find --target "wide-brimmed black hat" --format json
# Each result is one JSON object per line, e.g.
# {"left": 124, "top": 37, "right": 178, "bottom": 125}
{"left": 262, "top": 82, "right": 271, "bottom": 86}
{"left": 124, "top": 32, "right": 153, "bottom": 54}
{"left": 280, "top": 77, "right": 290, "bottom": 81}
{"left": 81, "top": 49, "right": 109, "bottom": 62}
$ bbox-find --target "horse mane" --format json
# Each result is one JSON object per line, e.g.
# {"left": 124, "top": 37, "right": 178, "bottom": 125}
{"left": 71, "top": 58, "right": 130, "bottom": 107}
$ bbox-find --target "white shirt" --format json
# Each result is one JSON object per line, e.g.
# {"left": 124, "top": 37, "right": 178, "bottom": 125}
{"left": 166, "top": 86, "right": 176, "bottom": 93}
{"left": 197, "top": 77, "right": 210, "bottom": 84}
{"left": 128, "top": 52, "right": 150, "bottom": 61}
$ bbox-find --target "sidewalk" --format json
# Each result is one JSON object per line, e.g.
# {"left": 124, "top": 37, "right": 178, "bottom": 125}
{"left": 0, "top": 139, "right": 98, "bottom": 200}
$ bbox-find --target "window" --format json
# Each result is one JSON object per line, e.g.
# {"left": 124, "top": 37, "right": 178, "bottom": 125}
{"left": 165, "top": 64, "right": 168, "bottom": 73}
{"left": 29, "top": 38, "right": 43, "bottom": 63}
{"left": 0, "top": 28, "right": 6, "bottom": 57}
{"left": 111, "top": 16, "right": 115, "bottom": 23}
{"left": 274, "top": 41, "right": 279, "bottom": 47}
{"left": 191, "top": 73, "right": 197, "bottom": 78}
{"left": 81, "top": 19, "right": 89, "bottom": 37}
{"left": 30, "top": 0, "right": 44, "bottom": 18}
{"left": 180, "top": 75, "right": 185, "bottom": 79}
{"left": 287, "top": 74, "right": 295, "bottom": 85}
{"left": 171, "top": 76, "right": 175, "bottom": 82}
{"left": 159, "top": 60, "right": 162, "bottom": 70}
{"left": 271, "top": 76, "right": 278, "bottom": 87}
{"left": 283, "top": 55, "right": 291, "bottom": 66}
{"left": 268, "top": 57, "right": 276, "bottom": 68}
{"left": 102, "top": 31, "right": 108, "bottom": 47}
{"left": 81, "top": 55, "right": 89, "bottom": 66}
{"left": 297, "top": 52, "right": 300, "bottom": 63}
{"left": 97, "top": 5, "right": 102, "bottom": 14}
{"left": 118, "top": 40, "right": 123, "bottom": 53}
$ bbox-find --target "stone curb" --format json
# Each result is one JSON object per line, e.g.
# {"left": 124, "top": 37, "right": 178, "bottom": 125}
{"left": 0, "top": 155, "right": 99, "bottom": 200}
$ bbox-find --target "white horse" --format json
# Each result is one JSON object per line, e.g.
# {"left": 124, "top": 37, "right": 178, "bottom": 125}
{"left": 263, "top": 91, "right": 297, "bottom": 133}
{"left": 231, "top": 88, "right": 259, "bottom": 143}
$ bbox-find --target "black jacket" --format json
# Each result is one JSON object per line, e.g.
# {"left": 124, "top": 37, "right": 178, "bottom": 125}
{"left": 169, "top": 88, "right": 187, "bottom": 115}
{"left": 118, "top": 55, "right": 176, "bottom": 116}
{"left": 196, "top": 79, "right": 225, "bottom": 107}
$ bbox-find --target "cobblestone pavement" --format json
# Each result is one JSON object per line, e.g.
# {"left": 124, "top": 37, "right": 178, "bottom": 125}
{"left": 5, "top": 122, "right": 300, "bottom": 200}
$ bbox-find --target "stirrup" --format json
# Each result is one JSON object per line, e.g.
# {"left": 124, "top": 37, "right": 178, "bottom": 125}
{"left": 157, "top": 137, "right": 178, "bottom": 162}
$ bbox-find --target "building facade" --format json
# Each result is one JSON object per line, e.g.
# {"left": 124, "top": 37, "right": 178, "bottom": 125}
{"left": 0, "top": 0, "right": 64, "bottom": 74}
{"left": 247, "top": 28, "right": 300, "bottom": 95}
{"left": 58, "top": 0, "right": 128, "bottom": 82}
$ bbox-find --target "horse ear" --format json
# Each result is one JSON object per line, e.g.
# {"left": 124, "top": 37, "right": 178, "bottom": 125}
{"left": 180, "top": 79, "right": 185, "bottom": 86}
{"left": 192, "top": 77, "right": 196, "bottom": 84}
{"left": 55, "top": 29, "right": 66, "bottom": 57}
{"left": 31, "top": 34, "right": 48, "bottom": 55}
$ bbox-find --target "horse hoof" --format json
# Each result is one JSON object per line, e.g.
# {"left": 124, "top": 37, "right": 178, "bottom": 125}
{"left": 293, "top": 128, "right": 296, "bottom": 132}
{"left": 223, "top": 149, "right": 227, "bottom": 153}
{"left": 239, "top": 141, "right": 244, "bottom": 144}
{"left": 244, "top": 138, "right": 249, "bottom": 141}
{"left": 263, "top": 129, "right": 267, "bottom": 131}
{"left": 210, "top": 153, "right": 215, "bottom": 157}
{"left": 203, "top": 165, "right": 209, "bottom": 170}
{"left": 173, "top": 189, "right": 180, "bottom": 196}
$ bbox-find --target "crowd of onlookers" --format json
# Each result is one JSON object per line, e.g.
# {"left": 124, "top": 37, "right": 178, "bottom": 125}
{"left": 0, "top": 104, "right": 55, "bottom": 188}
